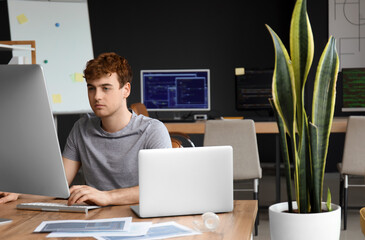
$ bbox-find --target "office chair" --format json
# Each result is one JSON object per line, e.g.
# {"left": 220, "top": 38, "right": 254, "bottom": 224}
{"left": 130, "top": 103, "right": 195, "bottom": 148}
{"left": 361, "top": 207, "right": 365, "bottom": 236}
{"left": 203, "top": 119, "right": 262, "bottom": 236}
{"left": 130, "top": 102, "right": 149, "bottom": 117}
{"left": 338, "top": 116, "right": 365, "bottom": 230}
{"left": 170, "top": 137, "right": 183, "bottom": 148}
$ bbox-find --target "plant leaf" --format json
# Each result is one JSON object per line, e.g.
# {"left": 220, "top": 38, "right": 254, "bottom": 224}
{"left": 266, "top": 24, "right": 296, "bottom": 138}
{"left": 326, "top": 188, "right": 332, "bottom": 211}
{"left": 290, "top": 0, "right": 314, "bottom": 134}
{"left": 270, "top": 98, "right": 293, "bottom": 212}
{"left": 311, "top": 36, "right": 339, "bottom": 212}
{"left": 267, "top": 25, "right": 302, "bottom": 211}
{"left": 309, "top": 122, "right": 319, "bottom": 212}
{"left": 297, "top": 112, "right": 310, "bottom": 213}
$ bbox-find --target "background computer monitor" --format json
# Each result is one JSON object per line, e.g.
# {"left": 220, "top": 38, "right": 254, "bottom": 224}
{"left": 235, "top": 69, "right": 273, "bottom": 110}
{"left": 140, "top": 69, "right": 210, "bottom": 111}
{"left": 0, "top": 65, "right": 70, "bottom": 198}
{"left": 342, "top": 68, "right": 365, "bottom": 112}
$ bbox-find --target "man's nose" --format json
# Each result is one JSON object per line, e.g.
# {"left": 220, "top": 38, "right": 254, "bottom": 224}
{"left": 94, "top": 88, "right": 103, "bottom": 100}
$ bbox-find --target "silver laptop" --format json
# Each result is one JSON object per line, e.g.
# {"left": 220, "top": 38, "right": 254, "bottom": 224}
{"left": 131, "top": 146, "right": 233, "bottom": 218}
{"left": 0, "top": 65, "right": 70, "bottom": 198}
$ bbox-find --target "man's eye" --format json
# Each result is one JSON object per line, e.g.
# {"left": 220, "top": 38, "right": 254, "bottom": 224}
{"left": 88, "top": 87, "right": 95, "bottom": 91}
{"left": 103, "top": 87, "right": 110, "bottom": 91}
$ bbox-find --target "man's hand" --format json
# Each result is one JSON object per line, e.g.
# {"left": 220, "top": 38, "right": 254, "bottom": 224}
{"left": 0, "top": 192, "right": 19, "bottom": 204}
{"left": 68, "top": 185, "right": 139, "bottom": 206}
{"left": 68, "top": 185, "right": 111, "bottom": 206}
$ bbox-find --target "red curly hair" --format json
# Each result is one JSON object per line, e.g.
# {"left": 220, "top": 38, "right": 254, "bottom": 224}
{"left": 83, "top": 52, "right": 132, "bottom": 88}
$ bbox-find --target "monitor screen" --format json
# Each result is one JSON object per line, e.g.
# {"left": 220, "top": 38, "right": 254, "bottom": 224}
{"left": 0, "top": 65, "right": 69, "bottom": 198}
{"left": 342, "top": 68, "right": 365, "bottom": 112}
{"left": 235, "top": 69, "right": 273, "bottom": 110}
{"left": 141, "top": 69, "right": 210, "bottom": 111}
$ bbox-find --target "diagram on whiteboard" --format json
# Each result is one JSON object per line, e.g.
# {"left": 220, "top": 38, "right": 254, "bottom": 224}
{"left": 328, "top": 0, "right": 365, "bottom": 69}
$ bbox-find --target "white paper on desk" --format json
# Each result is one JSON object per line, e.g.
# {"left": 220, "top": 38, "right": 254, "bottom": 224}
{"left": 46, "top": 222, "right": 152, "bottom": 238}
{"left": 34, "top": 217, "right": 132, "bottom": 233}
{"left": 95, "top": 221, "right": 201, "bottom": 240}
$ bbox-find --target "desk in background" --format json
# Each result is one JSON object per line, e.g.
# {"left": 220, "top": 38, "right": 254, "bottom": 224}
{"left": 165, "top": 117, "right": 348, "bottom": 203}
{"left": 164, "top": 117, "right": 348, "bottom": 134}
{"left": 0, "top": 199, "right": 257, "bottom": 240}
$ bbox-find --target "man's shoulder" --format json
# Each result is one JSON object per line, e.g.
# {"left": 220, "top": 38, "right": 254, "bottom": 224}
{"left": 131, "top": 114, "right": 165, "bottom": 130}
{"left": 72, "top": 113, "right": 99, "bottom": 130}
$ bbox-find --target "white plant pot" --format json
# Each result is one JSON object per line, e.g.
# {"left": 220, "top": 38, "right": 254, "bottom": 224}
{"left": 269, "top": 202, "right": 341, "bottom": 240}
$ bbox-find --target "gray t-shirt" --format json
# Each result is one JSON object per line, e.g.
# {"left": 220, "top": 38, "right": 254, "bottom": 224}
{"left": 62, "top": 112, "right": 172, "bottom": 191}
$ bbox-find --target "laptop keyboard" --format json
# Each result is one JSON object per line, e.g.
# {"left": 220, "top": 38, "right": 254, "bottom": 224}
{"left": 17, "top": 202, "right": 101, "bottom": 213}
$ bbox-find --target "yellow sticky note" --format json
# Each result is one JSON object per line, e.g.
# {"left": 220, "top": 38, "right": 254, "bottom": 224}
{"left": 235, "top": 67, "right": 245, "bottom": 76}
{"left": 17, "top": 14, "right": 28, "bottom": 24}
{"left": 75, "top": 73, "right": 84, "bottom": 82}
{"left": 52, "top": 94, "right": 62, "bottom": 104}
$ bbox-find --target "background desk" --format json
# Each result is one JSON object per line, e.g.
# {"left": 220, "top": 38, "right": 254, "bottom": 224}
{"left": 165, "top": 117, "right": 348, "bottom": 203}
{"left": 0, "top": 199, "right": 257, "bottom": 240}
{"left": 164, "top": 117, "right": 348, "bottom": 134}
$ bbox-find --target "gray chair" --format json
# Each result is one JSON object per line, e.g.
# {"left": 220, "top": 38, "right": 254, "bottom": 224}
{"left": 203, "top": 119, "right": 262, "bottom": 235}
{"left": 338, "top": 116, "right": 365, "bottom": 230}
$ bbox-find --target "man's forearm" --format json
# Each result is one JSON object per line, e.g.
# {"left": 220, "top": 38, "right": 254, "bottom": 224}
{"left": 106, "top": 186, "right": 139, "bottom": 206}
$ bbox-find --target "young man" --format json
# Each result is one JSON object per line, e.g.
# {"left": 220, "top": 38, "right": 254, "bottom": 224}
{"left": 0, "top": 52, "right": 172, "bottom": 205}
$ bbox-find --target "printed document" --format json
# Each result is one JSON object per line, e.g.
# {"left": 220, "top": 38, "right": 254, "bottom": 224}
{"left": 46, "top": 222, "right": 152, "bottom": 238}
{"left": 95, "top": 222, "right": 200, "bottom": 240}
{"left": 34, "top": 217, "right": 132, "bottom": 233}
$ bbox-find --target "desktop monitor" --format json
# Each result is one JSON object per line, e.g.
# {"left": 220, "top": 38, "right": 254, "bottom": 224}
{"left": 342, "top": 68, "right": 365, "bottom": 112}
{"left": 0, "top": 65, "right": 70, "bottom": 198}
{"left": 140, "top": 69, "right": 210, "bottom": 111}
{"left": 236, "top": 69, "right": 273, "bottom": 110}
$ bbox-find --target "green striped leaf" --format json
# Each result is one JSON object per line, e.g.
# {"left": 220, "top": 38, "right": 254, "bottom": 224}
{"left": 310, "top": 36, "right": 339, "bottom": 212}
{"left": 290, "top": 0, "right": 314, "bottom": 133}
{"left": 309, "top": 122, "right": 319, "bottom": 212}
{"left": 326, "top": 188, "right": 332, "bottom": 211}
{"left": 270, "top": 98, "right": 293, "bottom": 212}
{"left": 297, "top": 112, "right": 310, "bottom": 213}
{"left": 266, "top": 24, "right": 296, "bottom": 138}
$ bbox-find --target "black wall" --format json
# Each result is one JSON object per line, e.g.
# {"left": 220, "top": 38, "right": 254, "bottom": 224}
{"left": 0, "top": 1, "right": 11, "bottom": 63}
{"left": 0, "top": 0, "right": 350, "bottom": 171}
{"left": 87, "top": 0, "right": 295, "bottom": 118}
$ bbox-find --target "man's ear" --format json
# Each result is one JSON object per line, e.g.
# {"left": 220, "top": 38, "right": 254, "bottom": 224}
{"left": 123, "top": 82, "right": 131, "bottom": 98}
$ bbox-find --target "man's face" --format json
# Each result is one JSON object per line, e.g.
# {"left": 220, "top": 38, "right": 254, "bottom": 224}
{"left": 86, "top": 72, "right": 130, "bottom": 118}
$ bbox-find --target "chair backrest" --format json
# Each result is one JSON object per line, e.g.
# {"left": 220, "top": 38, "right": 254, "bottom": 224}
{"left": 130, "top": 102, "right": 149, "bottom": 117}
{"left": 360, "top": 207, "right": 365, "bottom": 236}
{"left": 341, "top": 116, "right": 365, "bottom": 175}
{"left": 203, "top": 119, "right": 262, "bottom": 180}
{"left": 170, "top": 137, "right": 183, "bottom": 148}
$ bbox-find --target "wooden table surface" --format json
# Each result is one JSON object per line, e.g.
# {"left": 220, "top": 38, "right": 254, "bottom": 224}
{"left": 0, "top": 199, "right": 257, "bottom": 240}
{"left": 164, "top": 117, "right": 348, "bottom": 134}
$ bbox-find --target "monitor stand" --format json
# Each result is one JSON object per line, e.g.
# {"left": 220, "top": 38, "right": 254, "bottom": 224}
{"left": 173, "top": 112, "right": 183, "bottom": 121}
{"left": 158, "top": 112, "right": 195, "bottom": 123}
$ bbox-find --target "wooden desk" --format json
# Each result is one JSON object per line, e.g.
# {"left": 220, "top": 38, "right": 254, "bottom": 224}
{"left": 0, "top": 199, "right": 257, "bottom": 240}
{"left": 164, "top": 117, "right": 348, "bottom": 134}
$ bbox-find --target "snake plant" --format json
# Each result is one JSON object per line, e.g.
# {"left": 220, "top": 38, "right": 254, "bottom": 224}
{"left": 266, "top": 0, "right": 339, "bottom": 213}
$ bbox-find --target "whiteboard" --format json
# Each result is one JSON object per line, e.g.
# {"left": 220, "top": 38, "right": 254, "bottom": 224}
{"left": 7, "top": 0, "right": 93, "bottom": 114}
{"left": 328, "top": 0, "right": 365, "bottom": 70}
